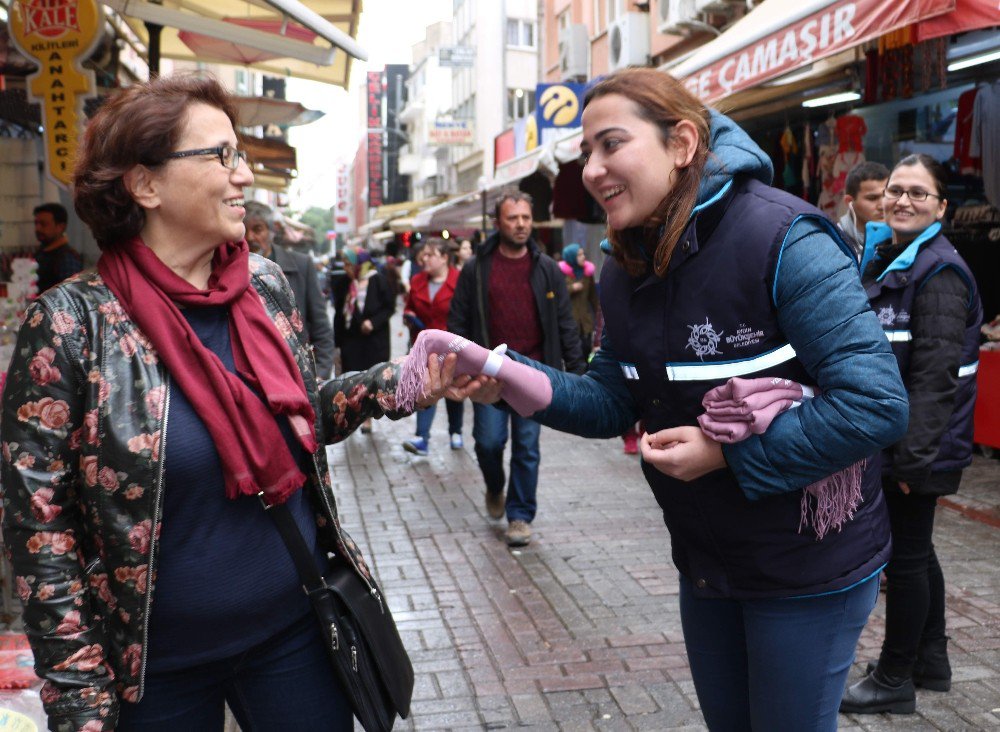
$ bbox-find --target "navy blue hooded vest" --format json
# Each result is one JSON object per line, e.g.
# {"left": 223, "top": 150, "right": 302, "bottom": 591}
{"left": 600, "top": 177, "right": 890, "bottom": 599}
{"left": 863, "top": 223, "right": 982, "bottom": 474}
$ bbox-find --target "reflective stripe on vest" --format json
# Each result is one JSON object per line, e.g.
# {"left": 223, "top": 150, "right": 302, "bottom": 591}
{"left": 665, "top": 343, "right": 797, "bottom": 382}
{"left": 958, "top": 361, "right": 979, "bottom": 378}
{"left": 884, "top": 330, "right": 912, "bottom": 342}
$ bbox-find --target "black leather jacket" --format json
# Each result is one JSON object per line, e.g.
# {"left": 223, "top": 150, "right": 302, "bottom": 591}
{"left": 1, "top": 256, "right": 405, "bottom": 730}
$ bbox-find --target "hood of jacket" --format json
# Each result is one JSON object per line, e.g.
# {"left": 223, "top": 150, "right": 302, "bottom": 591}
{"left": 695, "top": 110, "right": 773, "bottom": 212}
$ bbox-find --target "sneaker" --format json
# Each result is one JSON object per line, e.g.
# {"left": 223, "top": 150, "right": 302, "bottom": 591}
{"left": 403, "top": 437, "right": 428, "bottom": 456}
{"left": 485, "top": 490, "right": 505, "bottom": 520}
{"left": 450, "top": 433, "right": 464, "bottom": 450}
{"left": 506, "top": 520, "right": 531, "bottom": 547}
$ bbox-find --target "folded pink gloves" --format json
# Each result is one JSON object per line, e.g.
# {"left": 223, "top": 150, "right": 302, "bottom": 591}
{"left": 396, "top": 329, "right": 553, "bottom": 417}
{"left": 697, "top": 377, "right": 864, "bottom": 541}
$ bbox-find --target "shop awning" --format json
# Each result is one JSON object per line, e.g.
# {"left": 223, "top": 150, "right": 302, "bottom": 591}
{"left": 103, "top": 0, "right": 366, "bottom": 87}
{"left": 665, "top": 0, "right": 956, "bottom": 104}
{"left": 413, "top": 190, "right": 499, "bottom": 230}
{"left": 917, "top": 0, "right": 1000, "bottom": 41}
{"left": 234, "top": 96, "right": 324, "bottom": 127}
{"left": 372, "top": 196, "right": 447, "bottom": 222}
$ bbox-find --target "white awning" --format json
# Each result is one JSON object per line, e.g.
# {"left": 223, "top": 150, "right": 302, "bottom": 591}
{"left": 664, "top": 0, "right": 956, "bottom": 104}
{"left": 103, "top": 0, "right": 366, "bottom": 87}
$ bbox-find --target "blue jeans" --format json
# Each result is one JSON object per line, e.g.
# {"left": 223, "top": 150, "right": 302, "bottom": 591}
{"left": 414, "top": 398, "right": 464, "bottom": 439}
{"left": 118, "top": 614, "right": 353, "bottom": 731}
{"left": 472, "top": 402, "right": 541, "bottom": 522}
{"left": 679, "top": 574, "right": 879, "bottom": 731}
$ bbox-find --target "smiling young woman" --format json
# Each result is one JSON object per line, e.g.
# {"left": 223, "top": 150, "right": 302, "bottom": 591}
{"left": 458, "top": 67, "right": 909, "bottom": 731}
{"left": 845, "top": 153, "right": 983, "bottom": 715}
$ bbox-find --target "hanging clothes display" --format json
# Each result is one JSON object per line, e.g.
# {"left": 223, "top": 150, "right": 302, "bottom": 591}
{"left": 801, "top": 122, "right": 815, "bottom": 202}
{"left": 955, "top": 87, "right": 982, "bottom": 176}
{"left": 780, "top": 126, "right": 800, "bottom": 191}
{"left": 815, "top": 116, "right": 839, "bottom": 218}
{"left": 829, "top": 114, "right": 867, "bottom": 220}
{"left": 971, "top": 80, "right": 1000, "bottom": 208}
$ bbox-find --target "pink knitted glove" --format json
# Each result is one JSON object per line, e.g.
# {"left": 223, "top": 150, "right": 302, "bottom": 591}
{"left": 396, "top": 329, "right": 553, "bottom": 417}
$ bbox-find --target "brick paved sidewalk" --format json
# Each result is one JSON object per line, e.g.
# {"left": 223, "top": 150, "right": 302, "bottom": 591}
{"left": 328, "top": 323, "right": 1000, "bottom": 730}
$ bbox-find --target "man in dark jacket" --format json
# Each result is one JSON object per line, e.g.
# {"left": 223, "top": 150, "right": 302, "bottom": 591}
{"left": 33, "top": 202, "right": 83, "bottom": 293}
{"left": 244, "top": 202, "right": 335, "bottom": 379}
{"left": 448, "top": 190, "right": 584, "bottom": 546}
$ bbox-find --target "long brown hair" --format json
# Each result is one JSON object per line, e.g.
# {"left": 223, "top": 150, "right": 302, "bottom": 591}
{"left": 583, "top": 68, "right": 710, "bottom": 277}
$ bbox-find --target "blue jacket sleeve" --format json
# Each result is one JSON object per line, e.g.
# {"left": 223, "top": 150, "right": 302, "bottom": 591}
{"left": 722, "top": 218, "right": 909, "bottom": 499}
{"left": 507, "top": 327, "right": 640, "bottom": 438}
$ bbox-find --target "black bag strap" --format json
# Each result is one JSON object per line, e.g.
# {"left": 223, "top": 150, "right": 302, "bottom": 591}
{"left": 261, "top": 494, "right": 326, "bottom": 593}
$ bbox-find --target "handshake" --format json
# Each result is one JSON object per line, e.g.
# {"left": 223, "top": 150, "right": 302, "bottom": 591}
{"left": 396, "top": 329, "right": 553, "bottom": 417}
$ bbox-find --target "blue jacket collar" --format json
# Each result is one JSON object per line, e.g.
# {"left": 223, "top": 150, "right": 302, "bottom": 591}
{"left": 860, "top": 221, "right": 942, "bottom": 282}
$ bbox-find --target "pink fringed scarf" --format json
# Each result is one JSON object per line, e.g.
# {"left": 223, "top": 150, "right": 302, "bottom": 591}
{"left": 98, "top": 237, "right": 318, "bottom": 506}
{"left": 396, "top": 329, "right": 552, "bottom": 417}
{"left": 698, "top": 377, "right": 865, "bottom": 541}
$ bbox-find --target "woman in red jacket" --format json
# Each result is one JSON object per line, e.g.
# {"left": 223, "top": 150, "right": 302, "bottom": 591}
{"left": 403, "top": 238, "right": 464, "bottom": 454}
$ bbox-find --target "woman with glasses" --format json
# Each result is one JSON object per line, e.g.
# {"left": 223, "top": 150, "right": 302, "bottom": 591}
{"left": 842, "top": 154, "right": 983, "bottom": 715}
{"left": 0, "top": 74, "right": 461, "bottom": 731}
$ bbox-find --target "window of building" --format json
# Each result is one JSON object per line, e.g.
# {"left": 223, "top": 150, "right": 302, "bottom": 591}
{"left": 606, "top": 0, "right": 625, "bottom": 24}
{"left": 506, "top": 18, "right": 536, "bottom": 48}
{"left": 507, "top": 87, "right": 535, "bottom": 122}
{"left": 593, "top": 0, "right": 604, "bottom": 32}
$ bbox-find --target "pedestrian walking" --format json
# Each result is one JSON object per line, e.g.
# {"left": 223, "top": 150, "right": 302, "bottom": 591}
{"left": 458, "top": 68, "right": 907, "bottom": 730}
{"left": 448, "top": 190, "right": 584, "bottom": 547}
{"left": 0, "top": 74, "right": 460, "bottom": 731}
{"left": 841, "top": 154, "right": 982, "bottom": 715}
{"left": 403, "top": 237, "right": 464, "bottom": 455}
{"left": 559, "top": 243, "right": 599, "bottom": 360}
{"left": 338, "top": 246, "right": 396, "bottom": 433}
{"left": 244, "top": 201, "right": 335, "bottom": 379}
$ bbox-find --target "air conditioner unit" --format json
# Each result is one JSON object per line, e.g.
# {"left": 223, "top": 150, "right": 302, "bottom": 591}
{"left": 608, "top": 12, "right": 650, "bottom": 71}
{"left": 657, "top": 0, "right": 715, "bottom": 35}
{"left": 558, "top": 23, "right": 589, "bottom": 80}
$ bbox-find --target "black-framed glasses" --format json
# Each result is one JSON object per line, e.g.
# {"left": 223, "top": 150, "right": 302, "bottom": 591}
{"left": 165, "top": 145, "right": 248, "bottom": 170}
{"left": 883, "top": 186, "right": 941, "bottom": 202}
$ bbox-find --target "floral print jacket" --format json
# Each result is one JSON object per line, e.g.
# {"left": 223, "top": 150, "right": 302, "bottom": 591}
{"left": 1, "top": 256, "right": 407, "bottom": 731}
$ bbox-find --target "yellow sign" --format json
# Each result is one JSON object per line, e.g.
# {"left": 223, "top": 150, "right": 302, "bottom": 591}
{"left": 538, "top": 85, "right": 581, "bottom": 127}
{"left": 525, "top": 114, "right": 538, "bottom": 152}
{"left": 8, "top": 0, "right": 102, "bottom": 188}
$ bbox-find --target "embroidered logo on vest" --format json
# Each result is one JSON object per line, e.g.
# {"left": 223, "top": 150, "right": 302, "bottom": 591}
{"left": 877, "top": 305, "right": 896, "bottom": 326}
{"left": 724, "top": 322, "right": 765, "bottom": 350}
{"left": 686, "top": 317, "right": 724, "bottom": 360}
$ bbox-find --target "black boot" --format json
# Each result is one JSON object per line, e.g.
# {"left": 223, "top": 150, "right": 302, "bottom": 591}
{"left": 913, "top": 636, "right": 951, "bottom": 692}
{"left": 841, "top": 665, "right": 916, "bottom": 715}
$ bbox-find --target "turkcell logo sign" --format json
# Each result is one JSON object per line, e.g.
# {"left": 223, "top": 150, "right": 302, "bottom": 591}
{"left": 535, "top": 83, "right": 585, "bottom": 129}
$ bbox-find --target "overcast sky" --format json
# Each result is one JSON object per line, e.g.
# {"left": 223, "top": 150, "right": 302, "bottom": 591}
{"left": 285, "top": 0, "right": 453, "bottom": 211}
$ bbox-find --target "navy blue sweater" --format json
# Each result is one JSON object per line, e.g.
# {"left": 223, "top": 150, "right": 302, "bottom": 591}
{"left": 145, "top": 306, "right": 322, "bottom": 672}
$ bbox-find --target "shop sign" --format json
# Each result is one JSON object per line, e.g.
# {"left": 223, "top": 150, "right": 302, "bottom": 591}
{"left": 535, "top": 83, "right": 585, "bottom": 129}
{"left": 438, "top": 46, "right": 475, "bottom": 68}
{"left": 334, "top": 162, "right": 352, "bottom": 235}
{"left": 428, "top": 119, "right": 474, "bottom": 145}
{"left": 679, "top": 0, "right": 955, "bottom": 104}
{"left": 366, "top": 71, "right": 383, "bottom": 209}
{"left": 8, "top": 0, "right": 102, "bottom": 188}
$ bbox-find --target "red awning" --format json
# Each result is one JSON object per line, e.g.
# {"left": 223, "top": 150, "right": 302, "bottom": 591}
{"left": 669, "top": 0, "right": 956, "bottom": 104}
{"left": 916, "top": 0, "right": 1000, "bottom": 41}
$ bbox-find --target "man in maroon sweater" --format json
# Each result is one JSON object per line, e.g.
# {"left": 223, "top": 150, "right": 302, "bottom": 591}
{"left": 448, "top": 190, "right": 585, "bottom": 546}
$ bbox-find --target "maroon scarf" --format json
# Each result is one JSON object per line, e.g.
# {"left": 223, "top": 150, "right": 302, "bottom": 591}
{"left": 97, "top": 237, "right": 318, "bottom": 505}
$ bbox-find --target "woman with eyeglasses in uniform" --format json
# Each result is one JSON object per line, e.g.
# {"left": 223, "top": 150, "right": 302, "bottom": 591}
{"left": 0, "top": 74, "right": 462, "bottom": 731}
{"left": 841, "top": 153, "right": 983, "bottom": 715}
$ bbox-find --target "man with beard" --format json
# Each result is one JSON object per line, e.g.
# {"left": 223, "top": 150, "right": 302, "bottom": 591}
{"left": 33, "top": 203, "right": 83, "bottom": 293}
{"left": 448, "top": 190, "right": 584, "bottom": 546}
{"left": 244, "top": 201, "right": 335, "bottom": 379}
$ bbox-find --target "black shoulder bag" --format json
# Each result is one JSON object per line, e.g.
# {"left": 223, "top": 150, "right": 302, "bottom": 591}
{"left": 265, "top": 498, "right": 414, "bottom": 732}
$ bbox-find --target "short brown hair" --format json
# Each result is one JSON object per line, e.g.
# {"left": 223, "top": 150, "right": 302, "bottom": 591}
{"left": 583, "top": 68, "right": 711, "bottom": 277}
{"left": 73, "top": 74, "right": 239, "bottom": 250}
{"left": 493, "top": 189, "right": 533, "bottom": 221}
